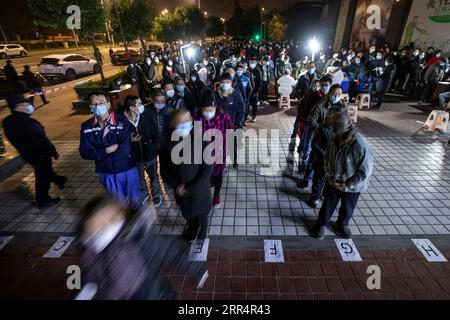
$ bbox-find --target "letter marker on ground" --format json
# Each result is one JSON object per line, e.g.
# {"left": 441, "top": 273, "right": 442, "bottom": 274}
{"left": 335, "top": 239, "right": 362, "bottom": 262}
{"left": 0, "top": 236, "right": 14, "bottom": 251}
{"left": 264, "top": 240, "right": 284, "bottom": 263}
{"left": 412, "top": 239, "right": 447, "bottom": 262}
{"left": 188, "top": 239, "right": 210, "bottom": 262}
{"left": 43, "top": 236, "right": 75, "bottom": 258}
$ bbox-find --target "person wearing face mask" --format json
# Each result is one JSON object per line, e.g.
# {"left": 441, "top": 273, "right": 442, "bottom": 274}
{"left": 174, "top": 78, "right": 196, "bottom": 112}
{"left": 373, "top": 57, "right": 396, "bottom": 109}
{"left": 224, "top": 66, "right": 246, "bottom": 104}
{"left": 80, "top": 92, "right": 140, "bottom": 206}
{"left": 214, "top": 72, "right": 245, "bottom": 169}
{"left": 295, "top": 62, "right": 318, "bottom": 99}
{"left": 348, "top": 56, "right": 362, "bottom": 80}
{"left": 422, "top": 57, "right": 448, "bottom": 104}
{"left": 260, "top": 56, "right": 273, "bottom": 105}
{"left": 404, "top": 49, "right": 424, "bottom": 97}
{"left": 187, "top": 70, "right": 205, "bottom": 108}
{"left": 3, "top": 94, "right": 67, "bottom": 209}
{"left": 162, "top": 80, "right": 177, "bottom": 109}
{"left": 122, "top": 96, "right": 161, "bottom": 206}
{"left": 127, "top": 61, "right": 146, "bottom": 102}
{"left": 162, "top": 60, "right": 174, "bottom": 82}
{"left": 313, "top": 112, "right": 373, "bottom": 240}
{"left": 247, "top": 58, "right": 263, "bottom": 122}
{"left": 295, "top": 56, "right": 310, "bottom": 80}
{"left": 295, "top": 77, "right": 333, "bottom": 176}
{"left": 168, "top": 108, "right": 213, "bottom": 241}
{"left": 234, "top": 64, "right": 252, "bottom": 121}
{"left": 324, "top": 53, "right": 339, "bottom": 71}
{"left": 354, "top": 66, "right": 373, "bottom": 100}
{"left": 79, "top": 194, "right": 209, "bottom": 299}
{"left": 276, "top": 55, "right": 293, "bottom": 81}
{"left": 199, "top": 57, "right": 216, "bottom": 88}
{"left": 325, "top": 60, "right": 345, "bottom": 86}
{"left": 193, "top": 88, "right": 234, "bottom": 208}
{"left": 141, "top": 56, "right": 156, "bottom": 91}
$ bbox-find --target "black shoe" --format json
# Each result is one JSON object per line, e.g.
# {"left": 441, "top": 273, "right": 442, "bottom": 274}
{"left": 313, "top": 224, "right": 326, "bottom": 240}
{"left": 152, "top": 196, "right": 162, "bottom": 207}
{"left": 297, "top": 179, "right": 309, "bottom": 189}
{"left": 182, "top": 227, "right": 198, "bottom": 242}
{"left": 43, "top": 101, "right": 50, "bottom": 105}
{"left": 55, "top": 176, "right": 68, "bottom": 190}
{"left": 233, "top": 163, "right": 239, "bottom": 169}
{"left": 335, "top": 224, "right": 352, "bottom": 239}
{"left": 38, "top": 197, "right": 61, "bottom": 210}
{"left": 298, "top": 163, "right": 307, "bottom": 173}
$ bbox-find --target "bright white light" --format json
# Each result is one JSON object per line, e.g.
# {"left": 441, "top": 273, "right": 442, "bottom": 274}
{"left": 309, "top": 38, "right": 320, "bottom": 53}
{"left": 187, "top": 47, "right": 195, "bottom": 59}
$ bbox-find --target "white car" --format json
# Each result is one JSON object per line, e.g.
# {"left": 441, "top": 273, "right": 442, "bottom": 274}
{"left": 0, "top": 44, "right": 28, "bottom": 59}
{"left": 38, "top": 54, "right": 101, "bottom": 80}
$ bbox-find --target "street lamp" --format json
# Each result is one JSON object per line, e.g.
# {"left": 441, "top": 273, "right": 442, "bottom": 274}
{"left": 261, "top": 8, "right": 265, "bottom": 42}
{"left": 309, "top": 37, "right": 320, "bottom": 62}
{"left": 204, "top": 11, "right": 208, "bottom": 16}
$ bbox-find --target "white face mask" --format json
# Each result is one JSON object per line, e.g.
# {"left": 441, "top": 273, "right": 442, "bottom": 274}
{"left": 136, "top": 105, "right": 145, "bottom": 115}
{"left": 146, "top": 60, "right": 151, "bottom": 65}
{"left": 250, "top": 63, "right": 257, "bottom": 69}
{"left": 83, "top": 220, "right": 124, "bottom": 254}
{"left": 166, "top": 89, "right": 175, "bottom": 98}
{"left": 191, "top": 76, "right": 197, "bottom": 82}
{"left": 26, "top": 104, "right": 35, "bottom": 115}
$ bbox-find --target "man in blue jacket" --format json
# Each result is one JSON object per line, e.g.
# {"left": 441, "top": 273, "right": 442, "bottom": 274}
{"left": 80, "top": 92, "right": 140, "bottom": 206}
{"left": 214, "top": 72, "right": 245, "bottom": 168}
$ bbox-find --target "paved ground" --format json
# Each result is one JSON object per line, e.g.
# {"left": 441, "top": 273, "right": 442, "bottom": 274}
{"left": 0, "top": 92, "right": 449, "bottom": 299}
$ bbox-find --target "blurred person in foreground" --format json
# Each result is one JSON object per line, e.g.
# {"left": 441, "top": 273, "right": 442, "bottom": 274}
{"left": 77, "top": 194, "right": 209, "bottom": 300}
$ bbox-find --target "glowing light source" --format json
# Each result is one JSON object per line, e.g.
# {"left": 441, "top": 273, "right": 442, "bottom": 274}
{"left": 187, "top": 47, "right": 195, "bottom": 59}
{"left": 309, "top": 37, "right": 320, "bottom": 61}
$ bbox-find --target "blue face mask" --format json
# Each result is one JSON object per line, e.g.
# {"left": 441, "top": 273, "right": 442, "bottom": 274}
{"left": 308, "top": 68, "right": 316, "bottom": 75}
{"left": 202, "top": 111, "right": 215, "bottom": 120}
{"left": 236, "top": 70, "right": 243, "bottom": 77}
{"left": 320, "top": 86, "right": 330, "bottom": 95}
{"left": 154, "top": 103, "right": 165, "bottom": 110}
{"left": 174, "top": 122, "right": 193, "bottom": 137}
{"left": 330, "top": 95, "right": 341, "bottom": 104}
{"left": 90, "top": 104, "right": 108, "bottom": 117}
{"left": 136, "top": 105, "right": 145, "bottom": 115}
{"left": 26, "top": 104, "right": 35, "bottom": 115}
{"left": 176, "top": 85, "right": 185, "bottom": 93}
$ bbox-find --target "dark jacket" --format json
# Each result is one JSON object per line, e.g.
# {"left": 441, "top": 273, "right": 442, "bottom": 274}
{"left": 169, "top": 130, "right": 213, "bottom": 219}
{"left": 409, "top": 55, "right": 422, "bottom": 83}
{"left": 249, "top": 65, "right": 263, "bottom": 94}
{"left": 311, "top": 125, "right": 333, "bottom": 166}
{"left": 298, "top": 90, "right": 325, "bottom": 120}
{"left": 21, "top": 70, "right": 43, "bottom": 89}
{"left": 148, "top": 104, "right": 173, "bottom": 151}
{"left": 79, "top": 112, "right": 135, "bottom": 174}
{"left": 125, "top": 109, "right": 160, "bottom": 163}
{"left": 141, "top": 62, "right": 156, "bottom": 85}
{"left": 3, "top": 111, "right": 57, "bottom": 164}
{"left": 174, "top": 87, "right": 197, "bottom": 112}
{"left": 214, "top": 89, "right": 245, "bottom": 128}
{"left": 308, "top": 98, "right": 348, "bottom": 129}
{"left": 295, "top": 72, "right": 318, "bottom": 98}
{"left": 4, "top": 63, "right": 18, "bottom": 83}
{"left": 377, "top": 64, "right": 397, "bottom": 93}
{"left": 186, "top": 80, "right": 205, "bottom": 108}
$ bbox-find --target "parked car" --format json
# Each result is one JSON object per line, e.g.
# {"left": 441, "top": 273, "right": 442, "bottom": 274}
{"left": 0, "top": 44, "right": 28, "bottom": 59}
{"left": 38, "top": 54, "right": 101, "bottom": 80}
{"left": 110, "top": 49, "right": 141, "bottom": 66}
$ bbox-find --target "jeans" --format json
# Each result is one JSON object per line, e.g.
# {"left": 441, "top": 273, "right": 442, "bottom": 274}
{"left": 317, "top": 183, "right": 360, "bottom": 227}
{"left": 311, "top": 162, "right": 326, "bottom": 201}
{"left": 291, "top": 116, "right": 300, "bottom": 139}
{"left": 439, "top": 92, "right": 450, "bottom": 108}
{"left": 211, "top": 174, "right": 223, "bottom": 197}
{"left": 261, "top": 81, "right": 269, "bottom": 101}
{"left": 137, "top": 158, "right": 162, "bottom": 201}
{"left": 300, "top": 126, "right": 314, "bottom": 165}
{"left": 31, "top": 156, "right": 64, "bottom": 204}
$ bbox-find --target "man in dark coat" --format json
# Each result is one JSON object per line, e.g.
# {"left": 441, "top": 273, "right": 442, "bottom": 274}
{"left": 21, "top": 65, "right": 49, "bottom": 105}
{"left": 168, "top": 108, "right": 213, "bottom": 242}
{"left": 3, "top": 94, "right": 66, "bottom": 209}
{"left": 373, "top": 57, "right": 396, "bottom": 109}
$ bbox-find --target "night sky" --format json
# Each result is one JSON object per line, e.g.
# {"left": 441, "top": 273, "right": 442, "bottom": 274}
{"left": 153, "top": 0, "right": 302, "bottom": 18}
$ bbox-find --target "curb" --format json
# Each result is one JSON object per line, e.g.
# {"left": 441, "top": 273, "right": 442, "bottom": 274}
{"left": 0, "top": 155, "right": 25, "bottom": 182}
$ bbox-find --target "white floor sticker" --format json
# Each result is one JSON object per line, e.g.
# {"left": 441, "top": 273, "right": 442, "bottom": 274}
{"left": 0, "top": 236, "right": 14, "bottom": 251}
{"left": 412, "top": 239, "right": 447, "bottom": 262}
{"left": 188, "top": 239, "right": 209, "bottom": 262}
{"left": 335, "top": 239, "right": 362, "bottom": 262}
{"left": 264, "top": 240, "right": 284, "bottom": 263}
{"left": 43, "top": 236, "right": 75, "bottom": 258}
